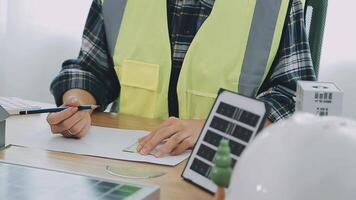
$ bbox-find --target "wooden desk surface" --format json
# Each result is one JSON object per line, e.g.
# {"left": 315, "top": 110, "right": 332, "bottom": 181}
{"left": 0, "top": 112, "right": 212, "bottom": 200}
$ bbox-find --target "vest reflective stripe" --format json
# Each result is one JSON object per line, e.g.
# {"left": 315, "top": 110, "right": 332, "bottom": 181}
{"left": 238, "top": 0, "right": 287, "bottom": 97}
{"left": 102, "top": 0, "right": 289, "bottom": 119}
{"left": 102, "top": 0, "right": 127, "bottom": 56}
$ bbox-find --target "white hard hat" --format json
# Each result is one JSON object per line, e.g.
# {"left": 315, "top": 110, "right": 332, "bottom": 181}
{"left": 227, "top": 113, "right": 356, "bottom": 200}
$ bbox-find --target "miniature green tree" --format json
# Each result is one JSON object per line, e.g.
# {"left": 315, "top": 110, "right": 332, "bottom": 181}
{"left": 210, "top": 139, "right": 232, "bottom": 187}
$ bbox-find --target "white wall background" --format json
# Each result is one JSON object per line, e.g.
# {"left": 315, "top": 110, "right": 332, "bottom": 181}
{"left": 318, "top": 0, "right": 356, "bottom": 119}
{"left": 0, "top": 0, "right": 356, "bottom": 118}
{"left": 0, "top": 0, "right": 92, "bottom": 103}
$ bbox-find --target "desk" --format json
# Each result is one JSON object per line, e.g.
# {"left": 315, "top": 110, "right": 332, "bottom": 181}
{"left": 0, "top": 111, "right": 212, "bottom": 200}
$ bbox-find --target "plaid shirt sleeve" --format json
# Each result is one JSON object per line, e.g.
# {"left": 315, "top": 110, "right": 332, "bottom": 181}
{"left": 50, "top": 0, "right": 119, "bottom": 110}
{"left": 256, "top": 0, "right": 317, "bottom": 122}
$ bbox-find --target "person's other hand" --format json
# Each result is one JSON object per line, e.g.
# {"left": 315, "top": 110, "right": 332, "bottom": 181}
{"left": 137, "top": 117, "right": 205, "bottom": 157}
{"left": 46, "top": 98, "right": 92, "bottom": 138}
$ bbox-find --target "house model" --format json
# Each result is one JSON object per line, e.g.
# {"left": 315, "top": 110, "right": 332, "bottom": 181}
{"left": 295, "top": 81, "right": 343, "bottom": 116}
{"left": 0, "top": 105, "right": 10, "bottom": 148}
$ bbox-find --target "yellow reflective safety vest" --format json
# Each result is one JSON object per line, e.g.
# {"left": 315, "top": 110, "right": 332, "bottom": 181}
{"left": 102, "top": 0, "right": 290, "bottom": 120}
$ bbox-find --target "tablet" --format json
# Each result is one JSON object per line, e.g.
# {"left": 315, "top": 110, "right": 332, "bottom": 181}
{"left": 182, "top": 90, "right": 267, "bottom": 193}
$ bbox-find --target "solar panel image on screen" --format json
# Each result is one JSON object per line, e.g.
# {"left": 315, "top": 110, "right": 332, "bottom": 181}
{"left": 0, "top": 162, "right": 159, "bottom": 200}
{"left": 182, "top": 90, "right": 267, "bottom": 193}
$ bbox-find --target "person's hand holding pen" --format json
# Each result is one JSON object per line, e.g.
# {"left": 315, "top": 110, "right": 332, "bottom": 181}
{"left": 46, "top": 89, "right": 97, "bottom": 138}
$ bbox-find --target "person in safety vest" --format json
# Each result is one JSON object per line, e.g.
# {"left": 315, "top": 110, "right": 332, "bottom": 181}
{"left": 47, "top": 0, "right": 315, "bottom": 157}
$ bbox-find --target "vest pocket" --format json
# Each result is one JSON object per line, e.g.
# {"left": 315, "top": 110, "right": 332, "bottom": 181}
{"left": 119, "top": 60, "right": 159, "bottom": 118}
{"left": 187, "top": 89, "right": 217, "bottom": 120}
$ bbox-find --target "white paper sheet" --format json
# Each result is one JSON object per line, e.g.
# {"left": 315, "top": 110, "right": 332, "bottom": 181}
{"left": 7, "top": 126, "right": 190, "bottom": 166}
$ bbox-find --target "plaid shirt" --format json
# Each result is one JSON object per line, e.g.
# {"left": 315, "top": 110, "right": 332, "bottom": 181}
{"left": 50, "top": 0, "right": 316, "bottom": 122}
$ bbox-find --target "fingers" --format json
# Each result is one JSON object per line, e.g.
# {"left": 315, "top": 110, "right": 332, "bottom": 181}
{"left": 50, "top": 111, "right": 84, "bottom": 133}
{"left": 68, "top": 117, "right": 86, "bottom": 136}
{"left": 171, "top": 137, "right": 195, "bottom": 155}
{"left": 138, "top": 119, "right": 204, "bottom": 157}
{"left": 137, "top": 129, "right": 165, "bottom": 150}
{"left": 47, "top": 95, "right": 93, "bottom": 139}
{"left": 138, "top": 117, "right": 177, "bottom": 144}
{"left": 61, "top": 130, "right": 74, "bottom": 138}
{"left": 75, "top": 119, "right": 91, "bottom": 138}
{"left": 47, "top": 107, "right": 78, "bottom": 125}
{"left": 138, "top": 125, "right": 179, "bottom": 155}
{"left": 154, "top": 131, "right": 191, "bottom": 157}
{"left": 46, "top": 97, "right": 82, "bottom": 126}
{"left": 58, "top": 112, "right": 91, "bottom": 139}
{"left": 137, "top": 117, "right": 179, "bottom": 151}
{"left": 70, "top": 116, "right": 91, "bottom": 138}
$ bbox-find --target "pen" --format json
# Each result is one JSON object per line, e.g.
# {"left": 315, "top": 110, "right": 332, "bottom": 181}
{"left": 19, "top": 105, "right": 100, "bottom": 115}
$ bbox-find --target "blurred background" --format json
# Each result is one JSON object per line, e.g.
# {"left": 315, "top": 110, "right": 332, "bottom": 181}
{"left": 0, "top": 0, "right": 355, "bottom": 119}
{"left": 0, "top": 0, "right": 92, "bottom": 102}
